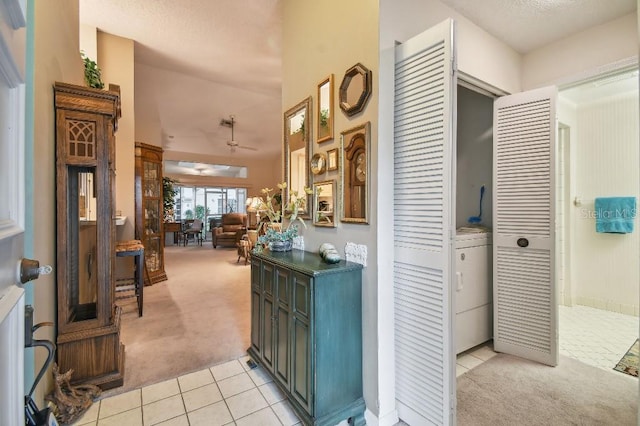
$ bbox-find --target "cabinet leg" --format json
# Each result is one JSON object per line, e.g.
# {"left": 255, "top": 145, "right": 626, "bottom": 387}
{"left": 349, "top": 413, "right": 366, "bottom": 426}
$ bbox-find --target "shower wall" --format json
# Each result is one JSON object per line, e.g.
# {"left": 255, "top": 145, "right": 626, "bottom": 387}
{"left": 571, "top": 91, "right": 639, "bottom": 316}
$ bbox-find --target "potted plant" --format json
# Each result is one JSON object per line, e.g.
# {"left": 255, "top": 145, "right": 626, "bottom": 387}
{"left": 81, "top": 52, "right": 105, "bottom": 89}
{"left": 255, "top": 182, "right": 311, "bottom": 252}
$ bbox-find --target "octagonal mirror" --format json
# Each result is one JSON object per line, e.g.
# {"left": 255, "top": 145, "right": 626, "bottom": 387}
{"left": 339, "top": 63, "right": 372, "bottom": 117}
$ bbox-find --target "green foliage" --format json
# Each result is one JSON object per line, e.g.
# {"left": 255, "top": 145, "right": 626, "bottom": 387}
{"left": 256, "top": 226, "right": 299, "bottom": 252}
{"left": 163, "top": 177, "right": 178, "bottom": 221}
{"left": 81, "top": 52, "right": 104, "bottom": 89}
{"left": 194, "top": 205, "right": 209, "bottom": 221}
{"left": 320, "top": 109, "right": 329, "bottom": 128}
{"left": 184, "top": 209, "right": 194, "bottom": 220}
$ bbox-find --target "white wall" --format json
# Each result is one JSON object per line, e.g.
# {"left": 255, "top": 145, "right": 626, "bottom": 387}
{"left": 557, "top": 97, "right": 579, "bottom": 306}
{"left": 456, "top": 85, "right": 493, "bottom": 228}
{"left": 571, "top": 91, "right": 639, "bottom": 315}
{"left": 522, "top": 13, "right": 638, "bottom": 90}
{"left": 380, "top": 0, "right": 522, "bottom": 94}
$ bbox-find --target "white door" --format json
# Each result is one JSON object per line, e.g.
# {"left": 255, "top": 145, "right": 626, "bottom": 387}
{"left": 0, "top": 0, "right": 27, "bottom": 424}
{"left": 393, "top": 19, "right": 457, "bottom": 425}
{"left": 493, "top": 86, "right": 558, "bottom": 366}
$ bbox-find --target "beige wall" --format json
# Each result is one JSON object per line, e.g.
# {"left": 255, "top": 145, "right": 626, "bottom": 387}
{"left": 282, "top": 0, "right": 380, "bottom": 420}
{"left": 522, "top": 13, "right": 638, "bottom": 90}
{"left": 97, "top": 31, "right": 136, "bottom": 241}
{"left": 32, "top": 0, "right": 84, "bottom": 404}
{"left": 79, "top": 23, "right": 97, "bottom": 60}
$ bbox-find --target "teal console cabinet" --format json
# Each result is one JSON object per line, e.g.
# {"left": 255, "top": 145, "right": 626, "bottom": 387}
{"left": 249, "top": 249, "right": 365, "bottom": 426}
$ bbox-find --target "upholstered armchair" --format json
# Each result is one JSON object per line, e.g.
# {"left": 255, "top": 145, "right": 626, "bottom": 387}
{"left": 212, "top": 213, "right": 247, "bottom": 248}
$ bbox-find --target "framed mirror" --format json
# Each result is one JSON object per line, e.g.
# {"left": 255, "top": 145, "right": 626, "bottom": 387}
{"left": 339, "top": 63, "right": 372, "bottom": 117}
{"left": 317, "top": 74, "right": 334, "bottom": 143}
{"left": 313, "top": 180, "right": 336, "bottom": 227}
{"left": 284, "top": 97, "right": 312, "bottom": 217}
{"left": 341, "top": 122, "right": 369, "bottom": 224}
{"left": 310, "top": 153, "right": 326, "bottom": 175}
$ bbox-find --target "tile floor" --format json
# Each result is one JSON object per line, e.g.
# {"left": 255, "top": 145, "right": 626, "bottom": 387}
{"left": 559, "top": 304, "right": 638, "bottom": 371}
{"left": 455, "top": 304, "right": 639, "bottom": 377}
{"left": 73, "top": 305, "right": 637, "bottom": 426}
{"left": 72, "top": 356, "right": 301, "bottom": 426}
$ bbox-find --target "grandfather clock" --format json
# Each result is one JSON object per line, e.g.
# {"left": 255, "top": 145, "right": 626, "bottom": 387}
{"left": 344, "top": 132, "right": 366, "bottom": 219}
{"left": 54, "top": 82, "right": 125, "bottom": 389}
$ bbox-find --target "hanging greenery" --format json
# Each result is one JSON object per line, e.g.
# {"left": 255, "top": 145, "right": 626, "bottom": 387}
{"left": 81, "top": 51, "right": 105, "bottom": 89}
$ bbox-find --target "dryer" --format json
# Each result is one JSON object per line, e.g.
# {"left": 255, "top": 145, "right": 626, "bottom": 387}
{"left": 455, "top": 228, "right": 492, "bottom": 354}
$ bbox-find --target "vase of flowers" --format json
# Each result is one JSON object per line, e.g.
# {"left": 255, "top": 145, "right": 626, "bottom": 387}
{"left": 254, "top": 182, "right": 311, "bottom": 252}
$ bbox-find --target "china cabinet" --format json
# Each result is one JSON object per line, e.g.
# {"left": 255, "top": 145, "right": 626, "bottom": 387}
{"left": 54, "top": 82, "right": 125, "bottom": 389}
{"left": 135, "top": 142, "right": 167, "bottom": 285}
{"left": 249, "top": 249, "right": 365, "bottom": 425}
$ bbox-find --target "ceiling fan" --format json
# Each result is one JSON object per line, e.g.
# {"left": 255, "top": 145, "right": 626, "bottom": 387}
{"left": 219, "top": 115, "right": 257, "bottom": 152}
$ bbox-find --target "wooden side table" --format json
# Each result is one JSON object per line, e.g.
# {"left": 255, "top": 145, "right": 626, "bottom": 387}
{"left": 164, "top": 221, "right": 182, "bottom": 245}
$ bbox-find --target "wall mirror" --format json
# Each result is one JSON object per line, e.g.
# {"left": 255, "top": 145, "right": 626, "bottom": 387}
{"left": 341, "top": 122, "right": 369, "bottom": 224}
{"left": 339, "top": 63, "right": 372, "bottom": 117}
{"left": 317, "top": 74, "right": 334, "bottom": 143}
{"left": 284, "top": 96, "right": 312, "bottom": 217}
{"left": 313, "top": 180, "right": 336, "bottom": 227}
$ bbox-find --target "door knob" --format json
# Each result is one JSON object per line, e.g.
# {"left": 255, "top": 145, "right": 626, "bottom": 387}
{"left": 18, "top": 258, "right": 53, "bottom": 284}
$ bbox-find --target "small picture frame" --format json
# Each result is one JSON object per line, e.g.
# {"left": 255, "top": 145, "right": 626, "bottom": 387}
{"left": 327, "top": 148, "right": 339, "bottom": 171}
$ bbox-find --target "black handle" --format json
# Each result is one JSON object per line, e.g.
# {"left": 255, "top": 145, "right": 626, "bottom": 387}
{"left": 517, "top": 238, "right": 529, "bottom": 248}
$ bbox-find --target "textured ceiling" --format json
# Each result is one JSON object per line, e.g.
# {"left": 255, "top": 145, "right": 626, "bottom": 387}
{"left": 439, "top": 0, "right": 636, "bottom": 53}
{"left": 79, "top": 0, "right": 636, "bottom": 166}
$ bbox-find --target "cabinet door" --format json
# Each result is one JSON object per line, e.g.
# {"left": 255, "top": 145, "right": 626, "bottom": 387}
{"left": 274, "top": 266, "right": 290, "bottom": 388}
{"left": 261, "top": 262, "right": 275, "bottom": 372}
{"left": 250, "top": 259, "right": 261, "bottom": 355}
{"left": 290, "top": 272, "right": 312, "bottom": 413}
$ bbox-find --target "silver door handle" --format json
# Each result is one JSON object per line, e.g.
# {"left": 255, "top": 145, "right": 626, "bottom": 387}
{"left": 18, "top": 258, "right": 53, "bottom": 284}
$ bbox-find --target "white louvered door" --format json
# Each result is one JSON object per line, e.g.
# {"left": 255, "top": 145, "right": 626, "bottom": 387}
{"left": 493, "top": 86, "right": 558, "bottom": 366}
{"left": 393, "top": 19, "right": 456, "bottom": 426}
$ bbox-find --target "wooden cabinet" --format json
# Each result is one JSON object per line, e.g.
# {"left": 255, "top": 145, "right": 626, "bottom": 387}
{"left": 249, "top": 250, "right": 365, "bottom": 426}
{"left": 135, "top": 142, "right": 167, "bottom": 285}
{"left": 54, "top": 82, "right": 125, "bottom": 389}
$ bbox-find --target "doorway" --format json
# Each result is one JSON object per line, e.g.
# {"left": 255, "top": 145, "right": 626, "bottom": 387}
{"left": 556, "top": 68, "right": 639, "bottom": 372}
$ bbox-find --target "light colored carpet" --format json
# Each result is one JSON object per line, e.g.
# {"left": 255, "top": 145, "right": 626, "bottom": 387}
{"left": 457, "top": 353, "right": 638, "bottom": 425}
{"left": 106, "top": 244, "right": 250, "bottom": 396}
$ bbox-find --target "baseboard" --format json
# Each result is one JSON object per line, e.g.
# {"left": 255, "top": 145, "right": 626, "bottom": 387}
{"left": 575, "top": 297, "right": 639, "bottom": 317}
{"left": 364, "top": 408, "right": 399, "bottom": 426}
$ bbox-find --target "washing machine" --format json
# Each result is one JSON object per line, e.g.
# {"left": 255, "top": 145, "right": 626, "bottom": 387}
{"left": 455, "top": 227, "right": 492, "bottom": 354}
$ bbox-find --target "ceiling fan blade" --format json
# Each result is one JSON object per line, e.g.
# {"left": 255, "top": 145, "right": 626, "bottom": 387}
{"left": 236, "top": 145, "right": 258, "bottom": 151}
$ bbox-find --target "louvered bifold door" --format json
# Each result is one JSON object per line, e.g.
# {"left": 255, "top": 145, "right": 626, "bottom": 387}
{"left": 493, "top": 86, "right": 558, "bottom": 366}
{"left": 393, "top": 19, "right": 456, "bottom": 426}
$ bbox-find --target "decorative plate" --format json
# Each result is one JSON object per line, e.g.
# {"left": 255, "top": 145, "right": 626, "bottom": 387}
{"left": 310, "top": 153, "right": 327, "bottom": 175}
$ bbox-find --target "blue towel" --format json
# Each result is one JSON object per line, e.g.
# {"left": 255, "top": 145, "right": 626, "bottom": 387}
{"left": 595, "top": 197, "right": 636, "bottom": 234}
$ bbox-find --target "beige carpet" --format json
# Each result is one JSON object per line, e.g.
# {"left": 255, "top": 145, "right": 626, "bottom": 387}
{"left": 106, "top": 244, "right": 250, "bottom": 396}
{"left": 457, "top": 353, "right": 638, "bottom": 425}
